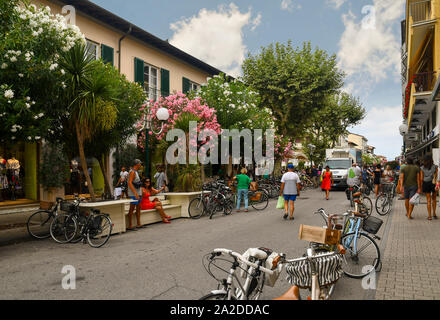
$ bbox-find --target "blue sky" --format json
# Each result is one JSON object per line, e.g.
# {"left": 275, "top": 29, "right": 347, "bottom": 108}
{"left": 91, "top": 0, "right": 405, "bottom": 160}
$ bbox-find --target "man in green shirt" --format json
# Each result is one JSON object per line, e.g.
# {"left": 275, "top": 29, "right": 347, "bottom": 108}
{"left": 398, "top": 157, "right": 421, "bottom": 219}
{"left": 233, "top": 168, "right": 252, "bottom": 212}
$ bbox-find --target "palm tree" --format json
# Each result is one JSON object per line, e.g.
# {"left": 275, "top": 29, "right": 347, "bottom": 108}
{"left": 60, "top": 43, "right": 116, "bottom": 201}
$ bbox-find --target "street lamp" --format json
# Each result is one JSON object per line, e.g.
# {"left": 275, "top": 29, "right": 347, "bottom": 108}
{"left": 139, "top": 101, "right": 170, "bottom": 177}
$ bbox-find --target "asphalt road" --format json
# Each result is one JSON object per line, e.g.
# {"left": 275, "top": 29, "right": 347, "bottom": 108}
{"left": 0, "top": 188, "right": 391, "bottom": 300}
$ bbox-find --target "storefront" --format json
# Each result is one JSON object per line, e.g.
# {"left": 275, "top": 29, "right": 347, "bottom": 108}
{"left": 0, "top": 142, "right": 38, "bottom": 204}
{"left": 64, "top": 157, "right": 105, "bottom": 197}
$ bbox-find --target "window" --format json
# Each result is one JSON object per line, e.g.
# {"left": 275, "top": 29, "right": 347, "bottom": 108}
{"left": 85, "top": 40, "right": 99, "bottom": 60}
{"left": 190, "top": 81, "right": 200, "bottom": 92}
{"left": 144, "top": 64, "right": 159, "bottom": 101}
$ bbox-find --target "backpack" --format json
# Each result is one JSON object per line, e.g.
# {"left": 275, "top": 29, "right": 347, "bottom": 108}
{"left": 348, "top": 167, "right": 356, "bottom": 179}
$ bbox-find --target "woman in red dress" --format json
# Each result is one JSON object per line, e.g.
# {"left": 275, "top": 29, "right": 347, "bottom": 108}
{"left": 321, "top": 166, "right": 334, "bottom": 200}
{"left": 141, "top": 178, "right": 171, "bottom": 223}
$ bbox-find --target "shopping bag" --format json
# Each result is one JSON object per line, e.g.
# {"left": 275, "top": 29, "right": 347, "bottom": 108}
{"left": 276, "top": 196, "right": 285, "bottom": 209}
{"left": 114, "top": 187, "right": 122, "bottom": 198}
{"left": 409, "top": 193, "right": 420, "bottom": 205}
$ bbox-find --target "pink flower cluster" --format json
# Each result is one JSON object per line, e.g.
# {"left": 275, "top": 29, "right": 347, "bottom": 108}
{"left": 137, "top": 93, "right": 222, "bottom": 151}
{"left": 273, "top": 134, "right": 294, "bottom": 160}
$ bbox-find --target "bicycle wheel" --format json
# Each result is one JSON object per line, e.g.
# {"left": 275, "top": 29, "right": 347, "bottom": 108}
{"left": 50, "top": 214, "right": 77, "bottom": 244}
{"left": 87, "top": 214, "right": 113, "bottom": 248}
{"left": 361, "top": 197, "right": 373, "bottom": 217}
{"left": 26, "top": 210, "right": 53, "bottom": 239}
{"left": 340, "top": 232, "right": 380, "bottom": 279}
{"left": 375, "top": 195, "right": 391, "bottom": 216}
{"left": 188, "top": 197, "right": 205, "bottom": 219}
{"left": 251, "top": 192, "right": 269, "bottom": 211}
{"left": 223, "top": 199, "right": 234, "bottom": 216}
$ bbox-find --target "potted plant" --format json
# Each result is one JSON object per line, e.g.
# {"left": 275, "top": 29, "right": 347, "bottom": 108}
{"left": 39, "top": 143, "right": 68, "bottom": 209}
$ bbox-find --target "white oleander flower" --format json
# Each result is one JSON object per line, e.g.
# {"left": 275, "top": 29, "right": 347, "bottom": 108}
{"left": 18, "top": 73, "right": 24, "bottom": 78}
{"left": 49, "top": 63, "right": 58, "bottom": 71}
{"left": 4, "top": 89, "right": 14, "bottom": 99}
{"left": 1, "top": 63, "right": 7, "bottom": 69}
{"left": 25, "top": 103, "right": 30, "bottom": 109}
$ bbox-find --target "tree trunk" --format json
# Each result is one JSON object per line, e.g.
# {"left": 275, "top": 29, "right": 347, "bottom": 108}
{"left": 98, "top": 154, "right": 112, "bottom": 197}
{"left": 75, "top": 120, "right": 96, "bottom": 201}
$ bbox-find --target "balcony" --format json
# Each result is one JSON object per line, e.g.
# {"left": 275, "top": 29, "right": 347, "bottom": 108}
{"left": 412, "top": 71, "right": 436, "bottom": 93}
{"left": 410, "top": 0, "right": 433, "bottom": 24}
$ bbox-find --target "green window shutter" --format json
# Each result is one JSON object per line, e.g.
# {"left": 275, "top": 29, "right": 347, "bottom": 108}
{"left": 182, "top": 77, "right": 191, "bottom": 94}
{"left": 134, "top": 57, "right": 144, "bottom": 86}
{"left": 101, "top": 44, "right": 114, "bottom": 66}
{"left": 161, "top": 69, "right": 170, "bottom": 97}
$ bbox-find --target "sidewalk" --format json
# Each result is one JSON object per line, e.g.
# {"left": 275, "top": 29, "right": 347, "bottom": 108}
{"left": 375, "top": 196, "right": 440, "bottom": 300}
{"left": 0, "top": 206, "right": 39, "bottom": 246}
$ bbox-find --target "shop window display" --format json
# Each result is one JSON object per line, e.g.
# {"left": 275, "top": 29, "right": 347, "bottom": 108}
{"left": 0, "top": 144, "right": 25, "bottom": 201}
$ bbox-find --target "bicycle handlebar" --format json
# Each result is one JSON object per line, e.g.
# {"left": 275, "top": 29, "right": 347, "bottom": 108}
{"left": 212, "top": 248, "right": 275, "bottom": 276}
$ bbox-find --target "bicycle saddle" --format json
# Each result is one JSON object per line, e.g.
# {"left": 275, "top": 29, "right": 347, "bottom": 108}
{"left": 273, "top": 286, "right": 301, "bottom": 301}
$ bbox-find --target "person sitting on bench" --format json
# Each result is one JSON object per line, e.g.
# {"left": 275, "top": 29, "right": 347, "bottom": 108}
{"left": 140, "top": 178, "right": 171, "bottom": 224}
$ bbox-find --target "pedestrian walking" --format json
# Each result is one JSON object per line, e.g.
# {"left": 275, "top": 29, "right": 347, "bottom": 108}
{"left": 127, "top": 159, "right": 143, "bottom": 230}
{"left": 233, "top": 168, "right": 252, "bottom": 212}
{"left": 373, "top": 164, "right": 383, "bottom": 198}
{"left": 347, "top": 163, "right": 361, "bottom": 188}
{"left": 154, "top": 165, "right": 167, "bottom": 192}
{"left": 140, "top": 178, "right": 170, "bottom": 223}
{"left": 280, "top": 164, "right": 301, "bottom": 220}
{"left": 421, "top": 155, "right": 438, "bottom": 220}
{"left": 311, "top": 165, "right": 319, "bottom": 188}
{"left": 116, "top": 166, "right": 129, "bottom": 199}
{"left": 398, "top": 157, "right": 421, "bottom": 220}
{"left": 321, "top": 166, "right": 333, "bottom": 200}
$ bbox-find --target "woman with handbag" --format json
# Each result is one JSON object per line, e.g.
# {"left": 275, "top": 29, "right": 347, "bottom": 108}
{"left": 421, "top": 155, "right": 438, "bottom": 220}
{"left": 321, "top": 166, "right": 333, "bottom": 201}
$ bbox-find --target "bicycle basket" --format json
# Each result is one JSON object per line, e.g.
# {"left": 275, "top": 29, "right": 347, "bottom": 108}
{"left": 362, "top": 216, "right": 383, "bottom": 235}
{"left": 250, "top": 192, "right": 262, "bottom": 201}
{"left": 285, "top": 253, "right": 344, "bottom": 288}
{"left": 60, "top": 201, "right": 76, "bottom": 212}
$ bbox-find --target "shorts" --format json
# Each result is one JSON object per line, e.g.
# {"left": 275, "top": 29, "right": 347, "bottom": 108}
{"left": 404, "top": 186, "right": 418, "bottom": 200}
{"left": 422, "top": 182, "right": 436, "bottom": 194}
{"left": 284, "top": 194, "right": 297, "bottom": 202}
{"left": 129, "top": 196, "right": 141, "bottom": 205}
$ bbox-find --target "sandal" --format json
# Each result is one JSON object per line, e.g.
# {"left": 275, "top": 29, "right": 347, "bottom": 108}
{"left": 428, "top": 217, "right": 432, "bottom": 221}
{"left": 289, "top": 216, "right": 294, "bottom": 221}
{"left": 283, "top": 214, "right": 288, "bottom": 220}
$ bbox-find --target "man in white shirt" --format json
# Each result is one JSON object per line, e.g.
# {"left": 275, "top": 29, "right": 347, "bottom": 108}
{"left": 280, "top": 164, "right": 301, "bottom": 221}
{"left": 117, "top": 167, "right": 129, "bottom": 199}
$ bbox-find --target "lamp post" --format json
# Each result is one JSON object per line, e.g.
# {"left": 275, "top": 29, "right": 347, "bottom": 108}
{"left": 140, "top": 102, "right": 170, "bottom": 178}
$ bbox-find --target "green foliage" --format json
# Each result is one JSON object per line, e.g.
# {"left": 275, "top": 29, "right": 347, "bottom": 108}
{"left": 0, "top": 1, "right": 85, "bottom": 143}
{"left": 242, "top": 41, "right": 344, "bottom": 138}
{"left": 39, "top": 143, "right": 69, "bottom": 190}
{"left": 303, "top": 92, "right": 366, "bottom": 165}
{"left": 362, "top": 153, "right": 380, "bottom": 166}
{"left": 296, "top": 161, "right": 305, "bottom": 171}
{"left": 189, "top": 73, "right": 274, "bottom": 130}
{"left": 174, "top": 165, "right": 201, "bottom": 192}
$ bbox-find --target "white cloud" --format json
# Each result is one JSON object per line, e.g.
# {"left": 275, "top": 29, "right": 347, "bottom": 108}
{"left": 169, "top": 3, "right": 261, "bottom": 77}
{"left": 281, "top": 0, "right": 302, "bottom": 12}
{"left": 337, "top": 0, "right": 405, "bottom": 84}
{"left": 352, "top": 105, "right": 402, "bottom": 159}
{"left": 326, "top": 0, "right": 347, "bottom": 9}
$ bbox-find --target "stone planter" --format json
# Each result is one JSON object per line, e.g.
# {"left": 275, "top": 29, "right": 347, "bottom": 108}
{"left": 40, "top": 186, "right": 65, "bottom": 209}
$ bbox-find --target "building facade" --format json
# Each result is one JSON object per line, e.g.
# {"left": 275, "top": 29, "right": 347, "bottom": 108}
{"left": 402, "top": 0, "right": 440, "bottom": 165}
{"left": 22, "top": 0, "right": 224, "bottom": 201}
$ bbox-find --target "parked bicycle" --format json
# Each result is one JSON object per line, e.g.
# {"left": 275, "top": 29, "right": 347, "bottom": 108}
{"left": 375, "top": 183, "right": 396, "bottom": 216}
{"left": 315, "top": 208, "right": 382, "bottom": 278}
{"left": 50, "top": 198, "right": 113, "bottom": 248}
{"left": 26, "top": 197, "right": 64, "bottom": 239}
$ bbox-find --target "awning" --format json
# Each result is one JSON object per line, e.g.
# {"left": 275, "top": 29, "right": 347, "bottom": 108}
{"left": 406, "top": 134, "right": 439, "bottom": 156}
{"left": 285, "top": 151, "right": 308, "bottom": 160}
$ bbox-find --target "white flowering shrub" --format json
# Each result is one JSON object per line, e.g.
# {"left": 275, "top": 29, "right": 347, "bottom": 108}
{"left": 189, "top": 73, "right": 275, "bottom": 131}
{"left": 0, "top": 0, "right": 85, "bottom": 142}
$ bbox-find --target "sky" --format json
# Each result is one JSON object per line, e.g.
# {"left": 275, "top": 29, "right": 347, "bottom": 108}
{"left": 91, "top": 0, "right": 406, "bottom": 160}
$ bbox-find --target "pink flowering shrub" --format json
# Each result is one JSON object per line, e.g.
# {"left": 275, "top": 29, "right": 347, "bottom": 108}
{"left": 137, "top": 92, "right": 222, "bottom": 152}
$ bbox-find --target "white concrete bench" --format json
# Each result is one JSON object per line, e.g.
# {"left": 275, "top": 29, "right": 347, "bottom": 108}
{"left": 124, "top": 195, "right": 181, "bottom": 226}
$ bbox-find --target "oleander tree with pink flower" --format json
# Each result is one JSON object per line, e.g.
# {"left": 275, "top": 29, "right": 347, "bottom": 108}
{"left": 137, "top": 93, "right": 222, "bottom": 191}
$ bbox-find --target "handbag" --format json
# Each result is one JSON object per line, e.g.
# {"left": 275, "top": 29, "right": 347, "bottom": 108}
{"left": 276, "top": 196, "right": 285, "bottom": 209}
{"left": 409, "top": 193, "right": 420, "bottom": 205}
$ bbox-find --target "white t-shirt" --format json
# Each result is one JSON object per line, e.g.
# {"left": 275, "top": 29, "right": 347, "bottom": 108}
{"left": 120, "top": 171, "right": 129, "bottom": 182}
{"left": 281, "top": 172, "right": 300, "bottom": 195}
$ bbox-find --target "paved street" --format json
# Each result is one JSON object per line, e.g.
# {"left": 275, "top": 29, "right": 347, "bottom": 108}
{"left": 0, "top": 189, "right": 393, "bottom": 300}
{"left": 375, "top": 198, "right": 440, "bottom": 300}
